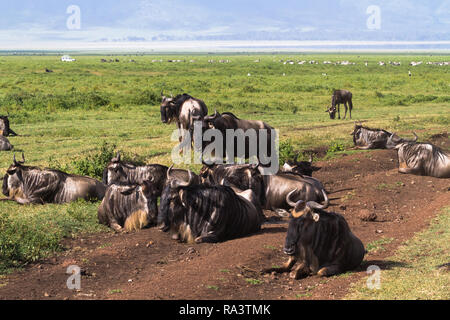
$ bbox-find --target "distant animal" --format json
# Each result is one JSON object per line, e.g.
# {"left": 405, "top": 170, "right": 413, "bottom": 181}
{"left": 45, "top": 68, "right": 53, "bottom": 73}
{"left": 97, "top": 181, "right": 158, "bottom": 232}
{"left": 281, "top": 154, "right": 321, "bottom": 176}
{"left": 158, "top": 170, "right": 263, "bottom": 243}
{"left": 0, "top": 115, "right": 18, "bottom": 136}
{"left": 387, "top": 134, "right": 450, "bottom": 178}
{"left": 200, "top": 111, "right": 275, "bottom": 161}
{"left": 103, "top": 152, "right": 198, "bottom": 197}
{"left": 325, "top": 90, "right": 353, "bottom": 120}
{"left": 160, "top": 93, "right": 208, "bottom": 153}
{"left": 0, "top": 135, "right": 13, "bottom": 151}
{"left": 2, "top": 154, "right": 106, "bottom": 204}
{"left": 263, "top": 198, "right": 365, "bottom": 279}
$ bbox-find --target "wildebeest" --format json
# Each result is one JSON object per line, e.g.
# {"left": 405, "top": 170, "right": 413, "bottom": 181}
{"left": 159, "top": 170, "right": 263, "bottom": 243}
{"left": 0, "top": 135, "right": 13, "bottom": 151}
{"left": 262, "top": 172, "right": 329, "bottom": 215}
{"left": 2, "top": 154, "right": 106, "bottom": 204}
{"left": 325, "top": 90, "right": 353, "bottom": 120}
{"left": 352, "top": 124, "right": 418, "bottom": 150}
{"left": 103, "top": 152, "right": 199, "bottom": 196}
{"left": 387, "top": 134, "right": 450, "bottom": 178}
{"left": 0, "top": 115, "right": 18, "bottom": 137}
{"left": 263, "top": 197, "right": 365, "bottom": 278}
{"left": 200, "top": 111, "right": 275, "bottom": 161}
{"left": 281, "top": 154, "right": 321, "bottom": 176}
{"left": 160, "top": 93, "right": 208, "bottom": 152}
{"left": 97, "top": 180, "right": 158, "bottom": 232}
{"left": 199, "top": 162, "right": 265, "bottom": 205}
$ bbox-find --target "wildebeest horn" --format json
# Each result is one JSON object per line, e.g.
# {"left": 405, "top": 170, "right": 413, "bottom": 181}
{"left": 21, "top": 152, "right": 25, "bottom": 163}
{"left": 412, "top": 132, "right": 418, "bottom": 142}
{"left": 161, "top": 89, "right": 164, "bottom": 97}
{"left": 306, "top": 190, "right": 329, "bottom": 210}
{"left": 167, "top": 164, "right": 173, "bottom": 180}
{"left": 309, "top": 154, "right": 313, "bottom": 163}
{"left": 286, "top": 189, "right": 299, "bottom": 207}
{"left": 171, "top": 170, "right": 194, "bottom": 188}
{"left": 116, "top": 152, "right": 121, "bottom": 162}
{"left": 13, "top": 153, "right": 17, "bottom": 165}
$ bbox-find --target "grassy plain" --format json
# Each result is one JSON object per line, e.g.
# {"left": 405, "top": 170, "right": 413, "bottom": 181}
{"left": 0, "top": 54, "right": 448, "bottom": 272}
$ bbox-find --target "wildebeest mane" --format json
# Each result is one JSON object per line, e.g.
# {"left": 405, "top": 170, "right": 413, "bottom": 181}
{"left": 221, "top": 112, "right": 240, "bottom": 120}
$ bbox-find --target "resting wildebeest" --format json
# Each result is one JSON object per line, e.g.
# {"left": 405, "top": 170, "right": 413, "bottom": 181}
{"left": 97, "top": 180, "right": 158, "bottom": 232}
{"left": 263, "top": 196, "right": 365, "bottom": 278}
{"left": 2, "top": 154, "right": 105, "bottom": 204}
{"left": 0, "top": 135, "right": 13, "bottom": 151}
{"left": 199, "top": 162, "right": 265, "bottom": 205}
{"left": 103, "top": 152, "right": 197, "bottom": 196}
{"left": 387, "top": 133, "right": 450, "bottom": 178}
{"left": 262, "top": 172, "right": 329, "bottom": 216}
{"left": 159, "top": 170, "right": 262, "bottom": 243}
{"left": 201, "top": 111, "right": 275, "bottom": 161}
{"left": 0, "top": 115, "right": 18, "bottom": 137}
{"left": 160, "top": 92, "right": 208, "bottom": 152}
{"left": 352, "top": 123, "right": 417, "bottom": 150}
{"left": 281, "top": 154, "right": 321, "bottom": 176}
{"left": 325, "top": 90, "right": 353, "bottom": 120}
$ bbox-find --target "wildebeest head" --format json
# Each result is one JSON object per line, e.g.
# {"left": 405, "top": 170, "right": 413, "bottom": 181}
{"left": 386, "top": 132, "right": 418, "bottom": 149}
{"left": 282, "top": 154, "right": 321, "bottom": 176}
{"left": 160, "top": 91, "right": 176, "bottom": 124}
{"left": 158, "top": 166, "right": 195, "bottom": 232}
{"left": 283, "top": 190, "right": 328, "bottom": 255}
{"left": 203, "top": 110, "right": 224, "bottom": 129}
{"left": 325, "top": 106, "right": 337, "bottom": 119}
{"left": 103, "top": 152, "right": 126, "bottom": 185}
{"left": 2, "top": 153, "right": 26, "bottom": 197}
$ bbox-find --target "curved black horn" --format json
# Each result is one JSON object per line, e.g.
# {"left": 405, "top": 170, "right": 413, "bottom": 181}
{"left": 116, "top": 152, "right": 121, "bottom": 162}
{"left": 306, "top": 190, "right": 329, "bottom": 210}
{"left": 412, "top": 132, "right": 418, "bottom": 142}
{"left": 170, "top": 170, "right": 194, "bottom": 188}
{"left": 167, "top": 165, "right": 173, "bottom": 180}
{"left": 13, "top": 153, "right": 17, "bottom": 165}
{"left": 21, "top": 152, "right": 25, "bottom": 164}
{"left": 286, "top": 189, "right": 299, "bottom": 207}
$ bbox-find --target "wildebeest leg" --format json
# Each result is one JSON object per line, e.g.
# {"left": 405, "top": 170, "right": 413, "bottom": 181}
{"left": 289, "top": 262, "right": 310, "bottom": 279}
{"left": 317, "top": 264, "right": 342, "bottom": 277}
{"left": 262, "top": 256, "right": 297, "bottom": 274}
{"left": 110, "top": 221, "right": 123, "bottom": 232}
{"left": 398, "top": 162, "right": 419, "bottom": 175}
{"left": 8, "top": 128, "right": 18, "bottom": 136}
{"left": 337, "top": 104, "right": 341, "bottom": 119}
{"left": 343, "top": 103, "right": 348, "bottom": 119}
{"left": 195, "top": 233, "right": 219, "bottom": 243}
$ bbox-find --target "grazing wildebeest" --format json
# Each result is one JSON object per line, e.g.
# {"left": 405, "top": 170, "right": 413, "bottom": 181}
{"left": 160, "top": 92, "right": 208, "bottom": 152}
{"left": 97, "top": 180, "right": 158, "bottom": 232}
{"left": 199, "top": 162, "right": 265, "bottom": 206}
{"left": 0, "top": 115, "right": 18, "bottom": 137}
{"left": 0, "top": 136, "right": 13, "bottom": 151}
{"left": 201, "top": 111, "right": 275, "bottom": 161}
{"left": 2, "top": 154, "right": 106, "bottom": 204}
{"left": 262, "top": 172, "right": 329, "bottom": 215}
{"left": 281, "top": 154, "right": 321, "bottom": 176}
{"left": 159, "top": 170, "right": 262, "bottom": 243}
{"left": 102, "top": 153, "right": 196, "bottom": 196}
{"left": 263, "top": 197, "right": 365, "bottom": 279}
{"left": 325, "top": 90, "right": 353, "bottom": 120}
{"left": 387, "top": 133, "right": 450, "bottom": 178}
{"left": 352, "top": 123, "right": 417, "bottom": 150}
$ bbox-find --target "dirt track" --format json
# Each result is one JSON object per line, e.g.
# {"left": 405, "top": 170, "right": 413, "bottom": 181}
{"left": 0, "top": 136, "right": 449, "bottom": 300}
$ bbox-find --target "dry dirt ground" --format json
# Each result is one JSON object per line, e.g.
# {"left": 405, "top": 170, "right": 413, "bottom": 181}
{"left": 0, "top": 135, "right": 449, "bottom": 300}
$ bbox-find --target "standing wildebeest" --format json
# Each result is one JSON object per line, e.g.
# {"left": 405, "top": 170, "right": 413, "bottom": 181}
{"left": 2, "top": 154, "right": 105, "bottom": 204}
{"left": 201, "top": 111, "right": 275, "bottom": 161}
{"left": 263, "top": 196, "right": 365, "bottom": 278}
{"left": 0, "top": 135, "right": 13, "bottom": 151}
{"left": 387, "top": 133, "right": 450, "bottom": 178}
{"left": 159, "top": 170, "right": 263, "bottom": 243}
{"left": 98, "top": 180, "right": 158, "bottom": 232}
{"left": 0, "top": 115, "right": 18, "bottom": 137}
{"left": 160, "top": 92, "right": 208, "bottom": 152}
{"left": 103, "top": 153, "right": 199, "bottom": 196}
{"left": 352, "top": 123, "right": 417, "bottom": 150}
{"left": 325, "top": 90, "right": 353, "bottom": 120}
{"left": 281, "top": 154, "right": 321, "bottom": 176}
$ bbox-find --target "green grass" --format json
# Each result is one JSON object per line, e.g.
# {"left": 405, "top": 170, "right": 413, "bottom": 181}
{"left": 347, "top": 207, "right": 450, "bottom": 300}
{"left": 366, "top": 238, "right": 395, "bottom": 253}
{"left": 0, "top": 54, "right": 448, "bottom": 274}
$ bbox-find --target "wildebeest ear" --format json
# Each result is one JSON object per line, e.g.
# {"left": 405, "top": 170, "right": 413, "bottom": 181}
{"left": 312, "top": 213, "right": 320, "bottom": 222}
{"left": 178, "top": 189, "right": 187, "bottom": 207}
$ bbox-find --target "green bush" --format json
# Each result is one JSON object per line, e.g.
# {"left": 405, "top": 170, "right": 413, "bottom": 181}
{"left": 278, "top": 139, "right": 297, "bottom": 165}
{"left": 328, "top": 141, "right": 345, "bottom": 153}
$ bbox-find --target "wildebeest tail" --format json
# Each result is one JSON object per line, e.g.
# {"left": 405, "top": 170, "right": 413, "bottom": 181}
{"left": 124, "top": 210, "right": 148, "bottom": 232}
{"left": 348, "top": 98, "right": 353, "bottom": 111}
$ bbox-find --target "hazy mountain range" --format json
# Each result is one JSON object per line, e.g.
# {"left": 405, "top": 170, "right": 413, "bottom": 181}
{"left": 0, "top": 0, "right": 449, "bottom": 50}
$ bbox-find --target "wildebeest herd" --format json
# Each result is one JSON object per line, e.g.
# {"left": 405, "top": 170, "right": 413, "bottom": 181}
{"left": 1, "top": 90, "right": 449, "bottom": 280}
